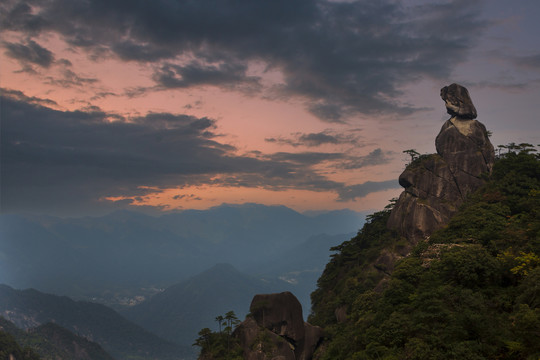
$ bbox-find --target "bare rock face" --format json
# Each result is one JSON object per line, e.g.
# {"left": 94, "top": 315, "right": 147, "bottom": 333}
{"left": 441, "top": 83, "right": 477, "bottom": 119}
{"left": 234, "top": 292, "right": 323, "bottom": 360}
{"left": 387, "top": 83, "right": 494, "bottom": 245}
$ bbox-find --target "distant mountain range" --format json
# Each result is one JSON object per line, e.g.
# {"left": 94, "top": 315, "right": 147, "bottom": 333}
{"left": 0, "top": 203, "right": 365, "bottom": 355}
{"left": 0, "top": 284, "right": 191, "bottom": 359}
{"left": 0, "top": 203, "right": 365, "bottom": 300}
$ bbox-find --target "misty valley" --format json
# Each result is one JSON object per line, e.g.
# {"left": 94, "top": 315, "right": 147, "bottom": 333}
{"left": 0, "top": 204, "right": 365, "bottom": 359}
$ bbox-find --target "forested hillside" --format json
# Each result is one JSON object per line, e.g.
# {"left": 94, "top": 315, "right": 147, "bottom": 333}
{"left": 0, "top": 317, "right": 113, "bottom": 360}
{"left": 0, "top": 330, "right": 40, "bottom": 360}
{"left": 310, "top": 148, "right": 540, "bottom": 359}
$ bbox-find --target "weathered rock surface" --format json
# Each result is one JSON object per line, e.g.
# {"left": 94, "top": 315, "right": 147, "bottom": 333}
{"left": 234, "top": 292, "right": 323, "bottom": 360}
{"left": 387, "top": 83, "right": 494, "bottom": 245}
{"left": 441, "top": 83, "right": 477, "bottom": 119}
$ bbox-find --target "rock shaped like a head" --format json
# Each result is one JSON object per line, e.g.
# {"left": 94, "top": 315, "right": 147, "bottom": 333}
{"left": 440, "top": 83, "right": 477, "bottom": 119}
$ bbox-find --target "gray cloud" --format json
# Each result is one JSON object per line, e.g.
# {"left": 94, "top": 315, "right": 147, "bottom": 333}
{"left": 45, "top": 68, "right": 99, "bottom": 88}
{"left": 0, "top": 88, "right": 59, "bottom": 107}
{"left": 307, "top": 102, "right": 347, "bottom": 123}
{"left": 113, "top": 40, "right": 175, "bottom": 62}
{"left": 267, "top": 152, "right": 344, "bottom": 165}
{"left": 1, "top": 0, "right": 486, "bottom": 121}
{"left": 337, "top": 180, "right": 399, "bottom": 202}
{"left": 1, "top": 93, "right": 394, "bottom": 215}
{"left": 0, "top": 93, "right": 231, "bottom": 214}
{"left": 172, "top": 194, "right": 202, "bottom": 201}
{"left": 265, "top": 131, "right": 360, "bottom": 147}
{"left": 299, "top": 132, "right": 340, "bottom": 146}
{"left": 3, "top": 38, "right": 54, "bottom": 68}
{"left": 514, "top": 54, "right": 540, "bottom": 71}
{"left": 152, "top": 61, "right": 261, "bottom": 91}
{"left": 338, "top": 148, "right": 391, "bottom": 170}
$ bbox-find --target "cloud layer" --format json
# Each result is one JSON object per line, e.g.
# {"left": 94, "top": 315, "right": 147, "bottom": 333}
{"left": 0, "top": 92, "right": 398, "bottom": 214}
{"left": 1, "top": 0, "right": 486, "bottom": 121}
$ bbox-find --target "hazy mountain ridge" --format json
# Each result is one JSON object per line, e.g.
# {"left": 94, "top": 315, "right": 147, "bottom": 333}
{"left": 0, "top": 284, "right": 191, "bottom": 360}
{"left": 122, "top": 263, "right": 282, "bottom": 347}
{"left": 0, "top": 203, "right": 365, "bottom": 301}
{"left": 0, "top": 204, "right": 363, "bottom": 358}
{"left": 118, "top": 230, "right": 351, "bottom": 348}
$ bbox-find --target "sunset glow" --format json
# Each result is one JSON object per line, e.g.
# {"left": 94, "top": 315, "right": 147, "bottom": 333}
{"left": 1, "top": 0, "right": 539, "bottom": 216}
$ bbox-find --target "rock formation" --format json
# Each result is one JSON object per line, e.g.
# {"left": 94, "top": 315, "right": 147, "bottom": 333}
{"left": 234, "top": 292, "right": 323, "bottom": 360}
{"left": 387, "top": 83, "right": 494, "bottom": 246}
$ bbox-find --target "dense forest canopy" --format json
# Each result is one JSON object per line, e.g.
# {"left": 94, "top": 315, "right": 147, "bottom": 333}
{"left": 309, "top": 147, "right": 540, "bottom": 360}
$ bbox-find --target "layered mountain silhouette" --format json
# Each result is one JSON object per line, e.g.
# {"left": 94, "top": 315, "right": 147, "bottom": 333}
{"left": 0, "top": 284, "right": 191, "bottom": 359}
{"left": 0, "top": 204, "right": 364, "bottom": 300}
{"left": 123, "top": 263, "right": 278, "bottom": 346}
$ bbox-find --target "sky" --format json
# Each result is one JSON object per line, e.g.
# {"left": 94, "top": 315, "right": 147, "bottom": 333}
{"left": 1, "top": 0, "right": 539, "bottom": 217}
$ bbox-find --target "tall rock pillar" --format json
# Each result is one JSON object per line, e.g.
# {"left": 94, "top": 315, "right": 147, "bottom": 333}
{"left": 387, "top": 83, "right": 495, "bottom": 247}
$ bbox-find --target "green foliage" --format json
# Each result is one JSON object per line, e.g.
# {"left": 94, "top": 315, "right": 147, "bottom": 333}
{"left": 194, "top": 311, "right": 243, "bottom": 360}
{"left": 0, "top": 317, "right": 114, "bottom": 360}
{"left": 310, "top": 150, "right": 540, "bottom": 359}
{"left": 0, "top": 331, "right": 41, "bottom": 360}
{"left": 309, "top": 207, "right": 399, "bottom": 326}
{"left": 403, "top": 149, "right": 420, "bottom": 164}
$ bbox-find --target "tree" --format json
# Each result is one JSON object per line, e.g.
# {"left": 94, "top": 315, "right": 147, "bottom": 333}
{"left": 224, "top": 311, "right": 240, "bottom": 334}
{"left": 193, "top": 327, "right": 212, "bottom": 348}
{"left": 224, "top": 311, "right": 240, "bottom": 358}
{"left": 215, "top": 315, "right": 225, "bottom": 334}
{"left": 194, "top": 312, "right": 243, "bottom": 360}
{"left": 403, "top": 149, "right": 420, "bottom": 163}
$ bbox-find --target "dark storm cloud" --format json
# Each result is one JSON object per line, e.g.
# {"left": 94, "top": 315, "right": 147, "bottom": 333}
{"left": 1, "top": 0, "right": 486, "bottom": 121}
{"left": 3, "top": 39, "right": 54, "bottom": 68}
{"left": 1, "top": 93, "right": 392, "bottom": 214}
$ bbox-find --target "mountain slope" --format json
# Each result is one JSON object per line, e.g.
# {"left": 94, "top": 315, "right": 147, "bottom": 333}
{"left": 123, "top": 263, "right": 286, "bottom": 347}
{"left": 310, "top": 150, "right": 540, "bottom": 359}
{"left": 0, "top": 330, "right": 40, "bottom": 360}
{"left": 0, "top": 284, "right": 190, "bottom": 359}
{"left": 0, "top": 316, "right": 113, "bottom": 360}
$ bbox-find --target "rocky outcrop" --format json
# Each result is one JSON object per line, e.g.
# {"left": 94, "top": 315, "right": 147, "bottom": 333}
{"left": 440, "top": 83, "right": 477, "bottom": 119}
{"left": 234, "top": 292, "right": 323, "bottom": 360}
{"left": 387, "top": 83, "right": 494, "bottom": 246}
